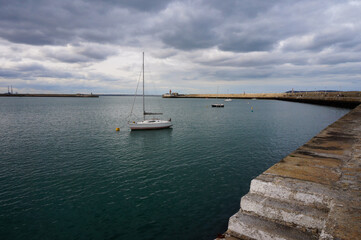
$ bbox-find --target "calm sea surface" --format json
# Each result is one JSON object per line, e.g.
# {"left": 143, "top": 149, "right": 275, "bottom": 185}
{"left": 0, "top": 97, "right": 349, "bottom": 240}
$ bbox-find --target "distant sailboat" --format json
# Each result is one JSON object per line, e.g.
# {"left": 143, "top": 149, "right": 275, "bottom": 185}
{"left": 128, "top": 52, "right": 172, "bottom": 130}
{"left": 212, "top": 87, "right": 224, "bottom": 107}
{"left": 224, "top": 90, "right": 232, "bottom": 102}
{"left": 212, "top": 103, "right": 225, "bottom": 107}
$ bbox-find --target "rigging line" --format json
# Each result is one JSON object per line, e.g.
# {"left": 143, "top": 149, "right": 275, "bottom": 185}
{"left": 128, "top": 70, "right": 142, "bottom": 120}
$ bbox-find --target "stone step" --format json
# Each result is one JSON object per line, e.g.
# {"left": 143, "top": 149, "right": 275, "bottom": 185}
{"left": 249, "top": 173, "right": 337, "bottom": 209}
{"left": 228, "top": 211, "right": 318, "bottom": 240}
{"left": 241, "top": 193, "right": 328, "bottom": 230}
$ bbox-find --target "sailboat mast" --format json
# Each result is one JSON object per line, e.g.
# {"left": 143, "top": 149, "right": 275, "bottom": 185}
{"left": 142, "top": 52, "right": 145, "bottom": 120}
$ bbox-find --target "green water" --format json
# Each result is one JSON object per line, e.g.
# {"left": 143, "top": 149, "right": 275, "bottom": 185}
{"left": 0, "top": 97, "right": 349, "bottom": 240}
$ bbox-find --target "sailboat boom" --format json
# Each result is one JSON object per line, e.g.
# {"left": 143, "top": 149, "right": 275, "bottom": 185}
{"left": 144, "top": 112, "right": 163, "bottom": 115}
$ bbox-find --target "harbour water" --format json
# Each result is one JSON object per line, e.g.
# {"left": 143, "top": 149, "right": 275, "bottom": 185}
{"left": 0, "top": 97, "right": 349, "bottom": 240}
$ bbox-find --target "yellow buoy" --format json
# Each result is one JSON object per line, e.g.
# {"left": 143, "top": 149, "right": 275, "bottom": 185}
{"left": 116, "top": 128, "right": 120, "bottom": 131}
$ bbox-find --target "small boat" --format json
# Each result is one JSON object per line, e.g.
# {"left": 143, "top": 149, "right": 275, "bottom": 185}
{"left": 128, "top": 52, "right": 172, "bottom": 130}
{"left": 225, "top": 90, "right": 232, "bottom": 102}
{"left": 212, "top": 87, "right": 224, "bottom": 108}
{"left": 212, "top": 103, "right": 224, "bottom": 107}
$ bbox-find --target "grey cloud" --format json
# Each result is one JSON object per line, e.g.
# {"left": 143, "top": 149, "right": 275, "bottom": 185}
{"left": 0, "top": 63, "right": 78, "bottom": 79}
{"left": 0, "top": 69, "right": 19, "bottom": 78}
{"left": 42, "top": 44, "right": 118, "bottom": 63}
{"left": 92, "top": 0, "right": 171, "bottom": 12}
{"left": 149, "top": 49, "right": 178, "bottom": 59}
{"left": 161, "top": 23, "right": 217, "bottom": 50}
{"left": 204, "top": 0, "right": 284, "bottom": 20}
{"left": 282, "top": 27, "right": 361, "bottom": 53}
{"left": 315, "top": 53, "right": 361, "bottom": 65}
{"left": 87, "top": 72, "right": 132, "bottom": 84}
{"left": 79, "top": 47, "right": 115, "bottom": 60}
{"left": 0, "top": 0, "right": 358, "bottom": 56}
{"left": 0, "top": 0, "right": 131, "bottom": 46}
{"left": 0, "top": 62, "right": 123, "bottom": 83}
{"left": 219, "top": 35, "right": 275, "bottom": 53}
{"left": 215, "top": 1, "right": 361, "bottom": 53}
{"left": 0, "top": 0, "right": 360, "bottom": 93}
{"left": 154, "top": 1, "right": 221, "bottom": 51}
{"left": 1, "top": 30, "right": 56, "bottom": 46}
{"left": 44, "top": 50, "right": 90, "bottom": 63}
{"left": 212, "top": 68, "right": 274, "bottom": 80}
{"left": 193, "top": 52, "right": 309, "bottom": 68}
{"left": 311, "top": 29, "right": 360, "bottom": 51}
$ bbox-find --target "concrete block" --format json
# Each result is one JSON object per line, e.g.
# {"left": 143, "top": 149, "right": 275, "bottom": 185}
{"left": 241, "top": 193, "right": 328, "bottom": 230}
{"left": 249, "top": 174, "right": 335, "bottom": 208}
{"left": 228, "top": 211, "right": 317, "bottom": 240}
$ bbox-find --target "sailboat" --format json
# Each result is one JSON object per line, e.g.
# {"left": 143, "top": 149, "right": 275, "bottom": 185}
{"left": 212, "top": 87, "right": 224, "bottom": 107}
{"left": 224, "top": 90, "right": 232, "bottom": 102}
{"left": 128, "top": 52, "right": 172, "bottom": 130}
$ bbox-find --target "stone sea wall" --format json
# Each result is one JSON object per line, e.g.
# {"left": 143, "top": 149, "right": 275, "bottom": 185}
{"left": 220, "top": 103, "right": 361, "bottom": 240}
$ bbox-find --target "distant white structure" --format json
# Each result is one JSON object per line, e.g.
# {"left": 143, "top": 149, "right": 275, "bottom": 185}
{"left": 6, "top": 85, "right": 13, "bottom": 94}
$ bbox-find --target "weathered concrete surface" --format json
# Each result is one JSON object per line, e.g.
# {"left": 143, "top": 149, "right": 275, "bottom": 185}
{"left": 220, "top": 104, "right": 361, "bottom": 240}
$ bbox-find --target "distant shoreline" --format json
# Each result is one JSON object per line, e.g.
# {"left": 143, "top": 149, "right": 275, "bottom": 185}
{"left": 162, "top": 91, "right": 361, "bottom": 108}
{"left": 0, "top": 93, "right": 168, "bottom": 98}
{"left": 98, "top": 94, "right": 161, "bottom": 97}
{"left": 0, "top": 93, "right": 99, "bottom": 98}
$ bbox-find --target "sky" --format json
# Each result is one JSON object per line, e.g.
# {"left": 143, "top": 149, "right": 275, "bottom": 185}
{"left": 0, "top": 0, "right": 360, "bottom": 94}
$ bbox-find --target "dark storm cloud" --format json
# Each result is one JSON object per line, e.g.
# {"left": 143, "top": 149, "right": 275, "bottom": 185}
{"left": 1, "top": 0, "right": 73, "bottom": 45}
{"left": 1, "top": 0, "right": 358, "bottom": 54}
{"left": 0, "top": 0, "right": 360, "bottom": 93}
{"left": 158, "top": 2, "right": 219, "bottom": 50}
{"left": 2, "top": 30, "right": 55, "bottom": 46}
{"left": 0, "top": 0, "right": 287, "bottom": 51}
{"left": 0, "top": 0, "right": 130, "bottom": 46}
{"left": 156, "top": 0, "right": 288, "bottom": 52}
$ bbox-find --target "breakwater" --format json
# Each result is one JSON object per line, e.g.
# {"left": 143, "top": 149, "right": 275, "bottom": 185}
{"left": 163, "top": 91, "right": 361, "bottom": 108}
{"left": 0, "top": 93, "right": 99, "bottom": 98}
{"left": 164, "top": 91, "right": 361, "bottom": 239}
{"left": 217, "top": 103, "right": 361, "bottom": 239}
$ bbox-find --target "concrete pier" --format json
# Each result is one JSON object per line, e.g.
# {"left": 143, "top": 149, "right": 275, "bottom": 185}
{"left": 220, "top": 104, "right": 361, "bottom": 240}
{"left": 163, "top": 91, "right": 361, "bottom": 108}
{"left": 164, "top": 92, "right": 361, "bottom": 239}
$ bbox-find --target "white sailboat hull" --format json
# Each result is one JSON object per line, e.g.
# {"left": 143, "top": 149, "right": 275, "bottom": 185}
{"left": 128, "top": 120, "right": 172, "bottom": 130}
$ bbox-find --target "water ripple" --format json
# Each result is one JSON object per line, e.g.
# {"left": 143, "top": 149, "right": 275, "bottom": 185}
{"left": 0, "top": 97, "right": 349, "bottom": 240}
